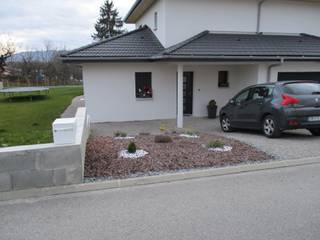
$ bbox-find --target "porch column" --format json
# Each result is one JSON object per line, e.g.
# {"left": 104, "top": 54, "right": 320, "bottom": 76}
{"left": 177, "top": 64, "right": 184, "bottom": 128}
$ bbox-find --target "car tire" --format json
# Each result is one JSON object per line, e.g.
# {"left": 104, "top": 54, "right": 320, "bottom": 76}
{"left": 262, "top": 115, "right": 282, "bottom": 138}
{"left": 220, "top": 115, "right": 234, "bottom": 132}
{"left": 308, "top": 128, "right": 320, "bottom": 136}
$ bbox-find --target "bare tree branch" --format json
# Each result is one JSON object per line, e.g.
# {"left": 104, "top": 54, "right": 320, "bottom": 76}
{"left": 0, "top": 36, "right": 16, "bottom": 75}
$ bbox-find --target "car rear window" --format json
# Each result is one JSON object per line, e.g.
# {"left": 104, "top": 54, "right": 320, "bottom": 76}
{"left": 282, "top": 83, "right": 320, "bottom": 95}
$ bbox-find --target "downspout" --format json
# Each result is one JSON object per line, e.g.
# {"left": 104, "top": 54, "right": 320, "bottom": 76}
{"left": 257, "top": 0, "right": 267, "bottom": 33}
{"left": 267, "top": 58, "right": 285, "bottom": 82}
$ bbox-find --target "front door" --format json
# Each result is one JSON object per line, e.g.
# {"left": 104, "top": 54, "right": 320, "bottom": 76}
{"left": 183, "top": 72, "right": 193, "bottom": 115}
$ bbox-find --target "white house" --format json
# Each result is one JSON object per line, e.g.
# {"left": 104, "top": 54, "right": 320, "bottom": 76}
{"left": 62, "top": 0, "right": 320, "bottom": 128}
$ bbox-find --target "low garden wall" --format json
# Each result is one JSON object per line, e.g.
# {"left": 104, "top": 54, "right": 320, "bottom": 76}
{"left": 0, "top": 108, "right": 90, "bottom": 192}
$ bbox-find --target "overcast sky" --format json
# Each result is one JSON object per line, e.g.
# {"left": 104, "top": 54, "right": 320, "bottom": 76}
{"left": 0, "top": 0, "right": 136, "bottom": 52}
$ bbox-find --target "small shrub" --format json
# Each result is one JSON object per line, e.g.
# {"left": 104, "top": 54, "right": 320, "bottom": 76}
{"left": 120, "top": 132, "right": 127, "bottom": 137}
{"left": 159, "top": 124, "right": 168, "bottom": 132}
{"left": 182, "top": 126, "right": 199, "bottom": 136}
{"left": 114, "top": 131, "right": 127, "bottom": 138}
{"left": 127, "top": 142, "right": 137, "bottom": 153}
{"left": 139, "top": 132, "right": 150, "bottom": 136}
{"left": 207, "top": 99, "right": 217, "bottom": 108}
{"left": 114, "top": 131, "right": 121, "bottom": 137}
{"left": 185, "top": 130, "right": 199, "bottom": 136}
{"left": 182, "top": 127, "right": 199, "bottom": 136}
{"left": 207, "top": 140, "right": 225, "bottom": 149}
{"left": 154, "top": 135, "right": 173, "bottom": 143}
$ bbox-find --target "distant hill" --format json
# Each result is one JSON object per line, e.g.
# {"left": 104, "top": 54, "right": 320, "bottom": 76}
{"left": 9, "top": 50, "right": 66, "bottom": 62}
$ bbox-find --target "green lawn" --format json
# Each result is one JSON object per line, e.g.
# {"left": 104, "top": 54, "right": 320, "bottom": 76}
{"left": 0, "top": 86, "right": 83, "bottom": 147}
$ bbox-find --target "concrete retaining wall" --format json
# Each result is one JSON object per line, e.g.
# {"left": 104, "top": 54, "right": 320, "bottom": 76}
{"left": 0, "top": 108, "right": 90, "bottom": 192}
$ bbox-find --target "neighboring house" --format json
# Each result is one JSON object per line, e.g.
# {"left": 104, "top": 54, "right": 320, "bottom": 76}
{"left": 62, "top": 0, "right": 320, "bottom": 127}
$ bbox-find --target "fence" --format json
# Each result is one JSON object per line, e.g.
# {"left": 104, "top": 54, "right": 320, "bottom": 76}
{"left": 0, "top": 108, "right": 90, "bottom": 192}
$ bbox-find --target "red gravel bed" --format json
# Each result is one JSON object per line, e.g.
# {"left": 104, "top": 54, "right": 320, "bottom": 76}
{"left": 85, "top": 133, "right": 271, "bottom": 179}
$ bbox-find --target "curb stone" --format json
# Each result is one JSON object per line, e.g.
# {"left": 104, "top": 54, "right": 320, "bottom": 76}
{"left": 1, "top": 156, "right": 320, "bottom": 202}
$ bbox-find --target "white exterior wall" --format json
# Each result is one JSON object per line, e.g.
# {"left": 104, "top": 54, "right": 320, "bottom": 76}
{"left": 164, "top": 0, "right": 258, "bottom": 47}
{"left": 135, "top": 0, "right": 320, "bottom": 48}
{"left": 83, "top": 62, "right": 261, "bottom": 122}
{"left": 136, "top": 0, "right": 166, "bottom": 46}
{"left": 82, "top": 63, "right": 176, "bottom": 122}
{"left": 184, "top": 64, "right": 258, "bottom": 117}
{"left": 261, "top": 1, "right": 320, "bottom": 36}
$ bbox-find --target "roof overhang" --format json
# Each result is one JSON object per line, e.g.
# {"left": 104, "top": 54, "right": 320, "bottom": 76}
{"left": 124, "top": 0, "right": 157, "bottom": 23}
{"left": 61, "top": 56, "right": 154, "bottom": 63}
{"left": 61, "top": 55, "right": 320, "bottom": 63}
{"left": 153, "top": 55, "right": 320, "bottom": 62}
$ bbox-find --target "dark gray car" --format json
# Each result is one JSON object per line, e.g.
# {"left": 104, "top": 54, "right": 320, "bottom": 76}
{"left": 219, "top": 81, "right": 320, "bottom": 138}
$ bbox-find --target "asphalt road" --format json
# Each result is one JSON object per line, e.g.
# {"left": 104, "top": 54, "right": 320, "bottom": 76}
{"left": 1, "top": 164, "right": 320, "bottom": 240}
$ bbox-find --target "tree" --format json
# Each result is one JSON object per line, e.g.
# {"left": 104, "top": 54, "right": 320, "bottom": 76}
{"left": 92, "top": 0, "right": 124, "bottom": 40}
{"left": 0, "top": 36, "right": 15, "bottom": 76}
{"left": 7, "top": 42, "right": 82, "bottom": 87}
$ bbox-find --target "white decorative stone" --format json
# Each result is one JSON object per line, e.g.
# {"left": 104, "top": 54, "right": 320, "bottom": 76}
{"left": 208, "top": 146, "right": 233, "bottom": 152}
{"left": 114, "top": 136, "right": 135, "bottom": 140}
{"left": 179, "top": 134, "right": 200, "bottom": 139}
{"left": 119, "top": 150, "right": 149, "bottom": 159}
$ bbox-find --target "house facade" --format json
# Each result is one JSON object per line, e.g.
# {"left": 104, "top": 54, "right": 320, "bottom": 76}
{"left": 62, "top": 0, "right": 320, "bottom": 127}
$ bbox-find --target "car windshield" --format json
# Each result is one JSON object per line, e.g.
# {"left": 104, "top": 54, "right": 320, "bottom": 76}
{"left": 283, "top": 83, "right": 320, "bottom": 95}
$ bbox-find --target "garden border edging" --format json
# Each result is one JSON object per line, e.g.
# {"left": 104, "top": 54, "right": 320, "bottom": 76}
{"left": 1, "top": 156, "right": 320, "bottom": 202}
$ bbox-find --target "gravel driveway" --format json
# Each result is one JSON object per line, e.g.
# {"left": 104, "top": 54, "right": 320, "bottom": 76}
{"left": 193, "top": 119, "right": 320, "bottom": 160}
{"left": 216, "top": 126, "right": 320, "bottom": 160}
{"left": 92, "top": 117, "right": 320, "bottom": 160}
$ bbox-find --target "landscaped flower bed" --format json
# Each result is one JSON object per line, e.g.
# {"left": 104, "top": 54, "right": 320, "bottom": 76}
{"left": 85, "top": 133, "right": 271, "bottom": 179}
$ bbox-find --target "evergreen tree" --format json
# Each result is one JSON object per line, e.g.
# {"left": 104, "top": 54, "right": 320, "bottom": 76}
{"left": 92, "top": 0, "right": 124, "bottom": 40}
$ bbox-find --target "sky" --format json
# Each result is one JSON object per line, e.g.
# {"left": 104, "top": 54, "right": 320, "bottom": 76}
{"left": 0, "top": 0, "right": 136, "bottom": 52}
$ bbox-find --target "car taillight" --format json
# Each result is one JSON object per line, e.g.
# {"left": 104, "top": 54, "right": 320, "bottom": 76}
{"left": 281, "top": 94, "right": 300, "bottom": 106}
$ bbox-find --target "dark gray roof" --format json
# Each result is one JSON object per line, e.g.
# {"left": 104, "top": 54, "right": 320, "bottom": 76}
{"left": 62, "top": 26, "right": 164, "bottom": 60}
{"left": 62, "top": 27, "right": 320, "bottom": 62}
{"left": 160, "top": 32, "right": 320, "bottom": 58}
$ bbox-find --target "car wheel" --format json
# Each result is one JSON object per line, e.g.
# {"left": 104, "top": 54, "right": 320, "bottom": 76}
{"left": 308, "top": 128, "right": 320, "bottom": 136}
{"left": 220, "top": 115, "right": 234, "bottom": 132}
{"left": 262, "top": 115, "right": 282, "bottom": 138}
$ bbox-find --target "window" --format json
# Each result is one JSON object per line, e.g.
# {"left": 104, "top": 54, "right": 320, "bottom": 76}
{"left": 234, "top": 89, "right": 250, "bottom": 104}
{"left": 283, "top": 83, "right": 320, "bottom": 95}
{"left": 135, "top": 72, "right": 153, "bottom": 99}
{"left": 251, "top": 86, "right": 274, "bottom": 100}
{"left": 154, "top": 12, "right": 158, "bottom": 30}
{"left": 218, "top": 71, "right": 229, "bottom": 88}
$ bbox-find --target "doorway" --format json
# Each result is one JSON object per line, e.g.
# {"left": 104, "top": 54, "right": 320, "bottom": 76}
{"left": 183, "top": 72, "right": 193, "bottom": 115}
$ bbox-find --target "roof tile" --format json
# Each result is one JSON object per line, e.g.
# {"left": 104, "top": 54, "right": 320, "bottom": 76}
{"left": 62, "top": 28, "right": 320, "bottom": 61}
{"left": 166, "top": 33, "right": 320, "bottom": 57}
{"left": 63, "top": 26, "right": 164, "bottom": 58}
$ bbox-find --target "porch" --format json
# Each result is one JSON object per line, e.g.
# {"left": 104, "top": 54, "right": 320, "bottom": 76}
{"left": 173, "top": 62, "right": 268, "bottom": 128}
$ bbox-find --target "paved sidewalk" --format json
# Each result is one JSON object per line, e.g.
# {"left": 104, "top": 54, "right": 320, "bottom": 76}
{"left": 61, "top": 95, "right": 85, "bottom": 118}
{"left": 1, "top": 163, "right": 320, "bottom": 240}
